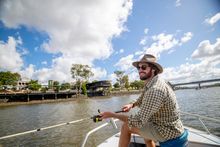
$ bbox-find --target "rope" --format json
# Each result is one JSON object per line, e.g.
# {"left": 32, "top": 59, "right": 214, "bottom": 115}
{"left": 0, "top": 117, "right": 90, "bottom": 140}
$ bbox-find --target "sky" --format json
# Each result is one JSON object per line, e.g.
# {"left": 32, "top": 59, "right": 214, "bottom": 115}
{"left": 0, "top": 0, "right": 220, "bottom": 85}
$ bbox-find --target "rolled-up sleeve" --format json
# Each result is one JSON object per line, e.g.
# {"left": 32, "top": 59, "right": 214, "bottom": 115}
{"left": 128, "top": 88, "right": 165, "bottom": 128}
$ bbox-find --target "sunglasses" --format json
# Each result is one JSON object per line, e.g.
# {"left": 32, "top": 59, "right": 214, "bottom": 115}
{"left": 137, "top": 65, "right": 149, "bottom": 70}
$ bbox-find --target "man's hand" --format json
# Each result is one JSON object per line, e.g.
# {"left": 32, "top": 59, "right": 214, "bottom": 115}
{"left": 122, "top": 103, "right": 133, "bottom": 112}
{"left": 100, "top": 111, "right": 128, "bottom": 122}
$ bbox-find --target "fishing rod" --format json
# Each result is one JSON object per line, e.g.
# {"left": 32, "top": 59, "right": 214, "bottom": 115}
{"left": 0, "top": 109, "right": 125, "bottom": 140}
{"left": 0, "top": 117, "right": 90, "bottom": 140}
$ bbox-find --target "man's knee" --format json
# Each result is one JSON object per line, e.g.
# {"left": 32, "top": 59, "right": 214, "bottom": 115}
{"left": 121, "top": 122, "right": 140, "bottom": 134}
{"left": 121, "top": 122, "right": 130, "bottom": 131}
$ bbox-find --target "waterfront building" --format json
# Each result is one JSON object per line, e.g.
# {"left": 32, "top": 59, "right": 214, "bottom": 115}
{"left": 86, "top": 80, "right": 111, "bottom": 97}
{"left": 16, "top": 77, "right": 30, "bottom": 90}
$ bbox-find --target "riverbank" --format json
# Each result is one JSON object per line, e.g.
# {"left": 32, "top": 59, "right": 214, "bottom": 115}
{"left": 0, "top": 90, "right": 140, "bottom": 107}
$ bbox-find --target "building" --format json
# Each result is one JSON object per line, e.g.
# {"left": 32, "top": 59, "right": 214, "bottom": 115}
{"left": 16, "top": 78, "right": 30, "bottom": 90}
{"left": 86, "top": 80, "right": 111, "bottom": 97}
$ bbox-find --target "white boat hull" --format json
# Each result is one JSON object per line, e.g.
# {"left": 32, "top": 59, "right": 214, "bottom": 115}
{"left": 98, "top": 126, "right": 220, "bottom": 147}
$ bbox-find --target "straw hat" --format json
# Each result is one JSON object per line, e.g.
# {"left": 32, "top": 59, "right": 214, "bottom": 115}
{"left": 132, "top": 54, "right": 163, "bottom": 74}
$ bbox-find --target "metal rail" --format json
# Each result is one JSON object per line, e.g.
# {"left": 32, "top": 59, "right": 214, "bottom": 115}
{"left": 81, "top": 119, "right": 119, "bottom": 147}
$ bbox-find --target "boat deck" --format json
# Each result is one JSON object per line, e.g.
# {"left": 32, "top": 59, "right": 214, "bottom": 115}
{"left": 98, "top": 127, "right": 220, "bottom": 147}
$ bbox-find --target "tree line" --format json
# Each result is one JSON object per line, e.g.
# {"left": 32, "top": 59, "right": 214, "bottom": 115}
{"left": 0, "top": 64, "right": 145, "bottom": 93}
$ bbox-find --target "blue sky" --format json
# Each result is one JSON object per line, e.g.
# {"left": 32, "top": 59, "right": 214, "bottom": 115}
{"left": 0, "top": 0, "right": 220, "bottom": 84}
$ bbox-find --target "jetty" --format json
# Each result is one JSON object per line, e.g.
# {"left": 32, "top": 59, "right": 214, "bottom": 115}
{"left": 0, "top": 91, "right": 77, "bottom": 102}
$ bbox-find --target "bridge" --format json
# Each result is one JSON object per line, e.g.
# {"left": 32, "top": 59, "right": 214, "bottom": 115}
{"left": 171, "top": 78, "right": 220, "bottom": 89}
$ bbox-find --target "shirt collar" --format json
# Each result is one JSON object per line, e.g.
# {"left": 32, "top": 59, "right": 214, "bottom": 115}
{"left": 145, "top": 75, "right": 159, "bottom": 90}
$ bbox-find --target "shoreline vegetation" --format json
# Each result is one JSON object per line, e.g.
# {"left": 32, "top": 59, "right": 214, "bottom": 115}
{"left": 0, "top": 90, "right": 140, "bottom": 107}
{"left": 1, "top": 85, "right": 219, "bottom": 107}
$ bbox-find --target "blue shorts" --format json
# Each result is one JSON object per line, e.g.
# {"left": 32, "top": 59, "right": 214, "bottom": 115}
{"left": 159, "top": 129, "right": 189, "bottom": 147}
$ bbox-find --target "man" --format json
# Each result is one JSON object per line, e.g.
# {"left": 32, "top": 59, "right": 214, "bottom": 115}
{"left": 100, "top": 54, "right": 188, "bottom": 147}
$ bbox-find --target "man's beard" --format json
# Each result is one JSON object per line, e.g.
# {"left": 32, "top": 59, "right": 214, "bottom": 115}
{"left": 139, "top": 69, "right": 152, "bottom": 80}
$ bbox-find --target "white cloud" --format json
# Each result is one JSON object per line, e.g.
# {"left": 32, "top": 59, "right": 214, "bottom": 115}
{"left": 180, "top": 32, "right": 193, "bottom": 44}
{"left": 127, "top": 70, "right": 139, "bottom": 82}
{"left": 115, "top": 48, "right": 124, "bottom": 54}
{"left": 141, "top": 32, "right": 192, "bottom": 58}
{"left": 115, "top": 54, "right": 134, "bottom": 71}
{"left": 117, "top": 32, "right": 219, "bottom": 84}
{"left": 119, "top": 49, "right": 124, "bottom": 53}
{"left": 0, "top": 36, "right": 23, "bottom": 71}
{"left": 175, "top": 0, "right": 181, "bottom": 7}
{"left": 162, "top": 38, "right": 220, "bottom": 83}
{"left": 135, "top": 50, "right": 144, "bottom": 56}
{"left": 41, "top": 61, "right": 47, "bottom": 65}
{"left": 118, "top": 53, "right": 220, "bottom": 84}
{"left": 145, "top": 33, "right": 179, "bottom": 57}
{"left": 116, "top": 31, "right": 194, "bottom": 82}
{"left": 144, "top": 28, "right": 149, "bottom": 34}
{"left": 0, "top": 0, "right": 132, "bottom": 58}
{"left": 139, "top": 28, "right": 149, "bottom": 45}
{"left": 0, "top": 0, "right": 133, "bottom": 83}
{"left": 19, "top": 55, "right": 107, "bottom": 83}
{"left": 191, "top": 38, "right": 220, "bottom": 59}
{"left": 20, "top": 64, "right": 35, "bottom": 80}
{"left": 91, "top": 67, "right": 107, "bottom": 81}
{"left": 205, "top": 12, "right": 220, "bottom": 26}
{"left": 162, "top": 55, "right": 220, "bottom": 83}
{"left": 108, "top": 73, "right": 117, "bottom": 84}
{"left": 139, "top": 36, "right": 148, "bottom": 45}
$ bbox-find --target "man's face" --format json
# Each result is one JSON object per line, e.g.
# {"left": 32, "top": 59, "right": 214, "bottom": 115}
{"left": 137, "top": 63, "right": 152, "bottom": 80}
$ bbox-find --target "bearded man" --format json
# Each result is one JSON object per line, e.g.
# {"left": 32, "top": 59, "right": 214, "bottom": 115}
{"left": 101, "top": 54, "right": 188, "bottom": 147}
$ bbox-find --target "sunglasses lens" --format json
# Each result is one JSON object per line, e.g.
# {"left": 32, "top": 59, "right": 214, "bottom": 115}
{"left": 142, "top": 65, "right": 147, "bottom": 70}
{"left": 137, "top": 65, "right": 147, "bottom": 70}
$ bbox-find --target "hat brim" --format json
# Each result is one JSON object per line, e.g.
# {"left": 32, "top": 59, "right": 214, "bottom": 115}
{"left": 132, "top": 61, "right": 163, "bottom": 74}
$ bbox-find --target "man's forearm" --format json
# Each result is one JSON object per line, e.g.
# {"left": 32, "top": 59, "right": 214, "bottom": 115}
{"left": 113, "top": 113, "right": 128, "bottom": 122}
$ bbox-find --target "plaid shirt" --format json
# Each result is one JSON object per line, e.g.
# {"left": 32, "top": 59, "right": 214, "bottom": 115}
{"left": 128, "top": 75, "right": 184, "bottom": 140}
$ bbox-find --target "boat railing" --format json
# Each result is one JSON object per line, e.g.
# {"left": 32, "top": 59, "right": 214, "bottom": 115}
{"left": 81, "top": 112, "right": 220, "bottom": 147}
{"left": 81, "top": 118, "right": 119, "bottom": 147}
{"left": 180, "top": 111, "right": 220, "bottom": 134}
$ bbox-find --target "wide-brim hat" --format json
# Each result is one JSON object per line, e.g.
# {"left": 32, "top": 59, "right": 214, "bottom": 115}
{"left": 132, "top": 54, "right": 163, "bottom": 74}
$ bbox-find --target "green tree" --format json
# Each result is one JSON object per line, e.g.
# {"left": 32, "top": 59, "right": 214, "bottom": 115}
{"left": 113, "top": 82, "right": 120, "bottom": 89}
{"left": 28, "top": 80, "right": 41, "bottom": 91}
{"left": 60, "top": 83, "right": 71, "bottom": 90}
{"left": 41, "top": 87, "right": 48, "bottom": 93}
{"left": 53, "top": 81, "right": 60, "bottom": 92}
{"left": 130, "top": 80, "right": 144, "bottom": 90}
{"left": 71, "top": 64, "right": 94, "bottom": 94}
{"left": 0, "top": 71, "right": 21, "bottom": 86}
{"left": 122, "top": 75, "right": 129, "bottom": 90}
{"left": 114, "top": 70, "right": 125, "bottom": 90}
{"left": 81, "top": 82, "right": 87, "bottom": 95}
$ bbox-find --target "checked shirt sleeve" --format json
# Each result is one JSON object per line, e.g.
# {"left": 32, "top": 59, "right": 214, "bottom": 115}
{"left": 130, "top": 91, "right": 144, "bottom": 107}
{"left": 128, "top": 87, "right": 165, "bottom": 128}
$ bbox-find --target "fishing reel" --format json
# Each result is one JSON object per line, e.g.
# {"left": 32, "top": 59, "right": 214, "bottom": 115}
{"left": 91, "top": 109, "right": 118, "bottom": 129}
{"left": 91, "top": 109, "right": 102, "bottom": 123}
{"left": 91, "top": 114, "right": 102, "bottom": 123}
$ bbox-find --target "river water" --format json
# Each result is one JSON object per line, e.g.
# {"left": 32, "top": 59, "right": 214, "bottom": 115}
{"left": 0, "top": 87, "right": 220, "bottom": 147}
